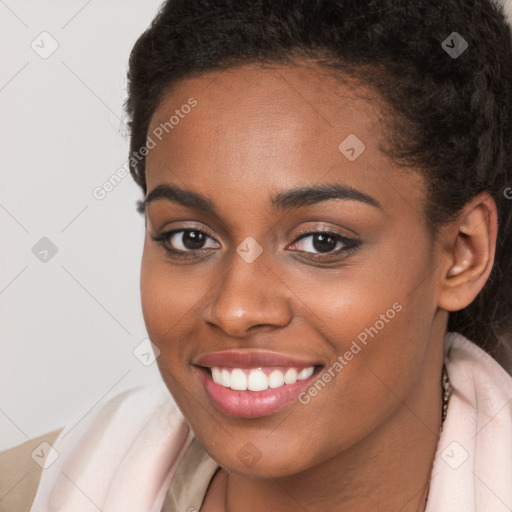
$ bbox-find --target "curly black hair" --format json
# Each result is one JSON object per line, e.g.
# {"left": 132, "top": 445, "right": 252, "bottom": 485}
{"left": 124, "top": 0, "right": 512, "bottom": 369}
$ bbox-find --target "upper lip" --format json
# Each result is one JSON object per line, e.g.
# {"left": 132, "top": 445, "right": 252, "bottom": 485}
{"left": 193, "top": 350, "right": 322, "bottom": 369}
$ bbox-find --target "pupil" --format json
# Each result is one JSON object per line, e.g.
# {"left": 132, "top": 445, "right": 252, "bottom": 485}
{"left": 313, "top": 233, "right": 336, "bottom": 253}
{"left": 183, "top": 230, "right": 205, "bottom": 250}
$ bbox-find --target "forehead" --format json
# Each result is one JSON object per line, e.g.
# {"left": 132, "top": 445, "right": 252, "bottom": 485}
{"left": 147, "top": 62, "right": 384, "bottom": 157}
{"left": 144, "top": 62, "right": 424, "bottom": 218}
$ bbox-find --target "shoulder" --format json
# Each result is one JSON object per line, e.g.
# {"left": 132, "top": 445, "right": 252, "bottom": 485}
{"left": 445, "top": 332, "right": 512, "bottom": 389}
{"left": 0, "top": 428, "right": 63, "bottom": 512}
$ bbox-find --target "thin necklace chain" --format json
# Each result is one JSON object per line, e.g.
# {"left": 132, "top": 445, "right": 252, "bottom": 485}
{"left": 422, "top": 364, "right": 452, "bottom": 511}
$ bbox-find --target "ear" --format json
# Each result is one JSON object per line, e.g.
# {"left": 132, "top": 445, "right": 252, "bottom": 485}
{"left": 437, "top": 192, "right": 498, "bottom": 312}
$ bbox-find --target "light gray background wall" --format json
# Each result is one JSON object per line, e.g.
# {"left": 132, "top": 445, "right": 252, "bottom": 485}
{"left": 1, "top": 0, "right": 164, "bottom": 451}
{"left": 1, "top": 0, "right": 511, "bottom": 452}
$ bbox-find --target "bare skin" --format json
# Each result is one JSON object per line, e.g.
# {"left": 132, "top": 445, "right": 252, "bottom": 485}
{"left": 139, "top": 62, "right": 497, "bottom": 511}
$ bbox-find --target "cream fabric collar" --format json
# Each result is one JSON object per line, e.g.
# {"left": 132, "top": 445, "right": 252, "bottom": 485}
{"left": 425, "top": 332, "right": 512, "bottom": 511}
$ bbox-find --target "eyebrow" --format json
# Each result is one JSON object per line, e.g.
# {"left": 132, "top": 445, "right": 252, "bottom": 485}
{"left": 137, "top": 182, "right": 381, "bottom": 215}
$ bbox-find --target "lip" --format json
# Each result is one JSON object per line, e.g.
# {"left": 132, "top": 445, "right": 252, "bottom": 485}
{"left": 193, "top": 350, "right": 322, "bottom": 369}
{"left": 193, "top": 350, "right": 324, "bottom": 418}
{"left": 197, "top": 366, "right": 322, "bottom": 418}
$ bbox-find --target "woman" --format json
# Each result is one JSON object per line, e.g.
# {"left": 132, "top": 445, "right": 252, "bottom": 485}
{"left": 2, "top": 0, "right": 512, "bottom": 510}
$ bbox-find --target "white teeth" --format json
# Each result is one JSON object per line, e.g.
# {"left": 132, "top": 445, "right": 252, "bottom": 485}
{"left": 221, "top": 369, "right": 231, "bottom": 387}
{"left": 284, "top": 368, "right": 298, "bottom": 385}
{"left": 210, "top": 366, "right": 316, "bottom": 391}
{"left": 248, "top": 369, "right": 268, "bottom": 391}
{"left": 230, "top": 369, "right": 247, "bottom": 390}
{"left": 268, "top": 370, "right": 285, "bottom": 388}
{"left": 211, "top": 367, "right": 222, "bottom": 384}
{"left": 298, "top": 366, "right": 314, "bottom": 380}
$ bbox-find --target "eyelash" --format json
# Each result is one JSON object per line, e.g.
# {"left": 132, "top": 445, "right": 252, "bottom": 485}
{"left": 151, "top": 226, "right": 361, "bottom": 263}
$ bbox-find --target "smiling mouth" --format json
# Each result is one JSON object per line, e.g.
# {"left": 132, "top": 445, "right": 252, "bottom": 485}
{"left": 204, "top": 365, "right": 324, "bottom": 391}
{"left": 197, "top": 363, "right": 324, "bottom": 418}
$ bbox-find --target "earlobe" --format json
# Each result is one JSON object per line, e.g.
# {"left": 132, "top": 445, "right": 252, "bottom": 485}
{"left": 438, "top": 192, "right": 498, "bottom": 312}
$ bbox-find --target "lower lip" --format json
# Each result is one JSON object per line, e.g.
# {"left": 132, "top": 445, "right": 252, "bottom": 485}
{"left": 198, "top": 367, "right": 321, "bottom": 418}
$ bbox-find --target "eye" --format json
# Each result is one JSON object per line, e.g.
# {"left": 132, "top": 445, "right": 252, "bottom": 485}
{"left": 287, "top": 229, "right": 360, "bottom": 259}
{"left": 151, "top": 228, "right": 219, "bottom": 258}
{"left": 151, "top": 226, "right": 360, "bottom": 262}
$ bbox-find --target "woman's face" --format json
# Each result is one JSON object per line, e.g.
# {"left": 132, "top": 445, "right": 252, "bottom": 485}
{"left": 140, "top": 63, "right": 447, "bottom": 477}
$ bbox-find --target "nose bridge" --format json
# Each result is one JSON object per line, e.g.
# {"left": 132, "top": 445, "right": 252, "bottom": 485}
{"left": 202, "top": 243, "right": 292, "bottom": 336}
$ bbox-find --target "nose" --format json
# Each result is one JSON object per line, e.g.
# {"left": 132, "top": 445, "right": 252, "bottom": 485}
{"left": 201, "top": 251, "right": 293, "bottom": 338}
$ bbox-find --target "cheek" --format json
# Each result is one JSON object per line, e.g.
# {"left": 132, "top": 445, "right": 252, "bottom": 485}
{"left": 140, "top": 250, "right": 202, "bottom": 412}
{"left": 140, "top": 252, "right": 187, "bottom": 359}
{"left": 140, "top": 247, "right": 196, "bottom": 340}
{"left": 140, "top": 259, "right": 169, "bottom": 340}
{"left": 282, "top": 246, "right": 432, "bottom": 350}
{"left": 285, "top": 234, "right": 437, "bottom": 403}
{"left": 139, "top": 245, "right": 216, "bottom": 381}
